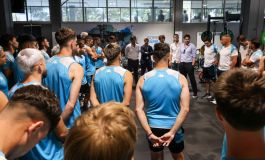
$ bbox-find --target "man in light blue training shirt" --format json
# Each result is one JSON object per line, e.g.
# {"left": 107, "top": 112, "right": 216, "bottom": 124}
{"left": 8, "top": 48, "right": 68, "bottom": 160}
{"left": 93, "top": 37, "right": 105, "bottom": 69}
{"left": 90, "top": 43, "right": 133, "bottom": 107}
{"left": 135, "top": 43, "right": 190, "bottom": 160}
{"left": 214, "top": 69, "right": 265, "bottom": 159}
{"left": 0, "top": 85, "right": 61, "bottom": 160}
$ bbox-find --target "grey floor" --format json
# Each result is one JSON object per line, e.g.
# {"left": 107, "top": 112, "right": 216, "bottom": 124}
{"left": 131, "top": 76, "right": 225, "bottom": 160}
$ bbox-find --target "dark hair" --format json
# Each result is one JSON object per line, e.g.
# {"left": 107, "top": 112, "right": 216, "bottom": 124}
{"left": 55, "top": 27, "right": 76, "bottom": 47}
{"left": 37, "top": 36, "right": 47, "bottom": 50}
{"left": 130, "top": 36, "right": 136, "bottom": 42}
{"left": 214, "top": 69, "right": 265, "bottom": 131}
{"left": 18, "top": 34, "right": 36, "bottom": 49}
{"left": 0, "top": 34, "right": 16, "bottom": 50}
{"left": 153, "top": 43, "right": 170, "bottom": 61}
{"left": 104, "top": 43, "right": 121, "bottom": 64}
{"left": 159, "top": 35, "right": 165, "bottom": 40}
{"left": 10, "top": 85, "right": 61, "bottom": 131}
{"left": 251, "top": 38, "right": 261, "bottom": 49}
{"left": 237, "top": 35, "right": 246, "bottom": 42}
{"left": 183, "top": 34, "right": 190, "bottom": 39}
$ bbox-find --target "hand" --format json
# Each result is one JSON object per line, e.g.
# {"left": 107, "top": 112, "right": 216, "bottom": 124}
{"left": 160, "top": 131, "right": 175, "bottom": 147}
{"left": 148, "top": 134, "right": 163, "bottom": 147}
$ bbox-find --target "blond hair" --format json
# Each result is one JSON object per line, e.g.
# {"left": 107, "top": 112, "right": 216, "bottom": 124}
{"left": 64, "top": 102, "right": 137, "bottom": 160}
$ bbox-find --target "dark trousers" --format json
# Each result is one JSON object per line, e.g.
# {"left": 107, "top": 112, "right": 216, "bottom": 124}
{"left": 128, "top": 59, "right": 139, "bottom": 84}
{"left": 171, "top": 62, "right": 179, "bottom": 71}
{"left": 179, "top": 62, "right": 198, "bottom": 95}
{"left": 141, "top": 60, "right": 153, "bottom": 75}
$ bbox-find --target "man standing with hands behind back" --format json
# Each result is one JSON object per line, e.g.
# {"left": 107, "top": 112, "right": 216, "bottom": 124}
{"left": 179, "top": 34, "right": 198, "bottom": 98}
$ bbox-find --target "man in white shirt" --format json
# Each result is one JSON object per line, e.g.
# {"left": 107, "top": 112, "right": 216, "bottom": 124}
{"left": 170, "top": 34, "right": 181, "bottom": 71}
{"left": 242, "top": 38, "right": 263, "bottom": 72}
{"left": 202, "top": 39, "right": 218, "bottom": 99}
{"left": 237, "top": 35, "right": 250, "bottom": 67}
{"left": 217, "top": 34, "right": 238, "bottom": 76}
{"left": 125, "top": 36, "right": 140, "bottom": 84}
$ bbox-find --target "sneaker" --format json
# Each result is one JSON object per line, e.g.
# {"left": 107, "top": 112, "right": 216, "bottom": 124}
{"left": 210, "top": 98, "right": 217, "bottom": 104}
{"left": 192, "top": 95, "right": 198, "bottom": 99}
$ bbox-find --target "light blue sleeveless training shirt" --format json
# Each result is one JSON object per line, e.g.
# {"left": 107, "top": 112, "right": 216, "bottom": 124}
{"left": 43, "top": 55, "right": 81, "bottom": 127}
{"left": 142, "top": 68, "right": 182, "bottom": 129}
{"left": 94, "top": 66, "right": 127, "bottom": 103}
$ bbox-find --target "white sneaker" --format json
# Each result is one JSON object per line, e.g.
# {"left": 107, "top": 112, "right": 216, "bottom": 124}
{"left": 210, "top": 99, "right": 217, "bottom": 104}
{"left": 192, "top": 95, "right": 198, "bottom": 99}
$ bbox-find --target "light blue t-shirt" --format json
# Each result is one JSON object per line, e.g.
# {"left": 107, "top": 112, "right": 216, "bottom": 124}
{"left": 8, "top": 81, "right": 41, "bottom": 99}
{"left": 74, "top": 55, "right": 87, "bottom": 85}
{"left": 0, "top": 71, "right": 8, "bottom": 96}
{"left": 84, "top": 52, "right": 96, "bottom": 84}
{"left": 93, "top": 46, "right": 105, "bottom": 68}
{"left": 249, "top": 49, "right": 263, "bottom": 69}
{"left": 221, "top": 127, "right": 265, "bottom": 160}
{"left": 0, "top": 150, "right": 7, "bottom": 160}
{"left": 94, "top": 66, "right": 127, "bottom": 103}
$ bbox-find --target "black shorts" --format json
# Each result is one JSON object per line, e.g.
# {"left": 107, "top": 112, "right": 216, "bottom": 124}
{"left": 203, "top": 65, "right": 216, "bottom": 81}
{"left": 147, "top": 128, "right": 184, "bottom": 154}
{"left": 217, "top": 69, "right": 226, "bottom": 78}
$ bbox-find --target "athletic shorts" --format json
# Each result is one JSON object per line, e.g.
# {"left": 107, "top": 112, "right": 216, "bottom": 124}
{"left": 147, "top": 128, "right": 184, "bottom": 154}
{"left": 202, "top": 65, "right": 216, "bottom": 81}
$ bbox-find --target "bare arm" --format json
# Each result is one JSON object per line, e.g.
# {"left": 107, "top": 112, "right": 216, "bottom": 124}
{"left": 259, "top": 56, "right": 265, "bottom": 76}
{"left": 61, "top": 63, "right": 84, "bottom": 122}
{"left": 90, "top": 76, "right": 100, "bottom": 107}
{"left": 85, "top": 47, "right": 97, "bottom": 59}
{"left": 135, "top": 76, "right": 162, "bottom": 147}
{"left": 230, "top": 56, "right": 238, "bottom": 69}
{"left": 122, "top": 71, "right": 133, "bottom": 106}
{"left": 54, "top": 117, "right": 69, "bottom": 142}
{"left": 0, "top": 91, "right": 8, "bottom": 112}
{"left": 160, "top": 74, "right": 190, "bottom": 146}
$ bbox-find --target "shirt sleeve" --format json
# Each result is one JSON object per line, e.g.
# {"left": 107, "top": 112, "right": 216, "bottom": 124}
{"left": 231, "top": 48, "right": 238, "bottom": 57}
{"left": 250, "top": 52, "right": 262, "bottom": 63}
{"left": 191, "top": 44, "right": 197, "bottom": 59}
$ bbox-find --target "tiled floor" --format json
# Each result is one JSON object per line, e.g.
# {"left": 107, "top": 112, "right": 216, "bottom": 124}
{"left": 131, "top": 77, "right": 224, "bottom": 160}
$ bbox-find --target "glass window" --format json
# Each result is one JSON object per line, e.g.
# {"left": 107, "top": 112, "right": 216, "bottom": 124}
{"left": 154, "top": 0, "right": 172, "bottom": 22}
{"left": 183, "top": 0, "right": 241, "bottom": 23}
{"left": 84, "top": 0, "right": 106, "bottom": 7}
{"left": 84, "top": 0, "right": 107, "bottom": 22}
{"left": 108, "top": 0, "right": 130, "bottom": 7}
{"left": 12, "top": 0, "right": 50, "bottom": 22}
{"left": 62, "top": 0, "right": 83, "bottom": 22}
{"left": 131, "top": 0, "right": 153, "bottom": 22}
{"left": 108, "top": 8, "right": 130, "bottom": 22}
{"left": 85, "top": 8, "right": 107, "bottom": 22}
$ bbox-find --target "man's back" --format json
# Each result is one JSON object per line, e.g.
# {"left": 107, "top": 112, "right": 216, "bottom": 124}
{"left": 94, "top": 66, "right": 127, "bottom": 103}
{"left": 142, "top": 68, "right": 182, "bottom": 129}
{"left": 43, "top": 55, "right": 81, "bottom": 127}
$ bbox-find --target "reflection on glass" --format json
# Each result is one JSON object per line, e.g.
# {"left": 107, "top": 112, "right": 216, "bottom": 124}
{"left": 108, "top": 8, "right": 130, "bottom": 22}
{"left": 85, "top": 8, "right": 107, "bottom": 22}
{"left": 108, "top": 0, "right": 130, "bottom": 7}
{"left": 28, "top": 7, "right": 50, "bottom": 21}
{"left": 83, "top": 0, "right": 106, "bottom": 7}
{"left": 62, "top": 7, "right": 83, "bottom": 22}
{"left": 12, "top": 0, "right": 50, "bottom": 21}
{"left": 131, "top": 8, "right": 152, "bottom": 22}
